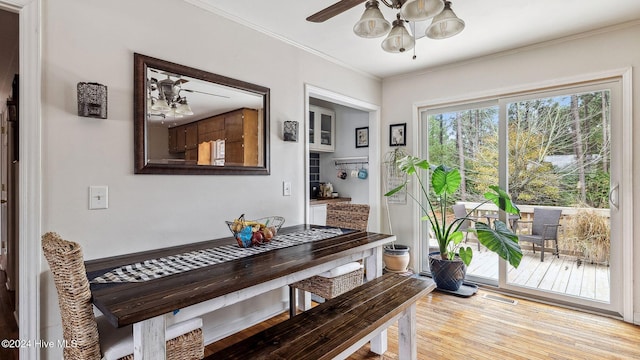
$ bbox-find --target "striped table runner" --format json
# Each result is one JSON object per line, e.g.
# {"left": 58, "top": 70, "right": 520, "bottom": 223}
{"left": 90, "top": 228, "right": 346, "bottom": 284}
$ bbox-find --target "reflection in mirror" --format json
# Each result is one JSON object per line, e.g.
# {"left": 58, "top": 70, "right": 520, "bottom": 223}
{"left": 134, "top": 53, "right": 270, "bottom": 175}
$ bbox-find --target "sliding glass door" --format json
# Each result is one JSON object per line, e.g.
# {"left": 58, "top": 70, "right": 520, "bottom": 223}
{"left": 420, "top": 102, "right": 500, "bottom": 285}
{"left": 419, "top": 78, "right": 625, "bottom": 315}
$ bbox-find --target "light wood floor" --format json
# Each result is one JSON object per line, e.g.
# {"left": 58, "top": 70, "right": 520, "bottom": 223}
{"left": 205, "top": 288, "right": 640, "bottom": 359}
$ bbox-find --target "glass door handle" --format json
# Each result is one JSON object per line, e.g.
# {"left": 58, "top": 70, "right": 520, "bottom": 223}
{"left": 608, "top": 184, "right": 619, "bottom": 210}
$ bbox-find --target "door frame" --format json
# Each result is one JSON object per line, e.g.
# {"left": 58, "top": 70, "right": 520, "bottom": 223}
{"left": 0, "top": 1, "right": 42, "bottom": 359}
{"left": 304, "top": 84, "right": 382, "bottom": 232}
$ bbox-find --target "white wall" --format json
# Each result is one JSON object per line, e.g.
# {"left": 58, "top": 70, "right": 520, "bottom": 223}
{"left": 146, "top": 125, "right": 176, "bottom": 160}
{"left": 39, "top": 0, "right": 381, "bottom": 358}
{"left": 381, "top": 22, "right": 640, "bottom": 321}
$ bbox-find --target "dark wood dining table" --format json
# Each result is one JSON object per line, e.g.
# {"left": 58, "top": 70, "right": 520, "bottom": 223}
{"left": 84, "top": 224, "right": 396, "bottom": 359}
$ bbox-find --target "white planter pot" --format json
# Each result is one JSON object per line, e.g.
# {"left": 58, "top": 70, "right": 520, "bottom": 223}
{"left": 383, "top": 245, "right": 410, "bottom": 272}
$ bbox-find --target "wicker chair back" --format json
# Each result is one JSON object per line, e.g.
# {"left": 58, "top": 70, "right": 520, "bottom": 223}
{"left": 325, "top": 203, "right": 370, "bottom": 231}
{"left": 42, "top": 232, "right": 102, "bottom": 360}
{"left": 42, "top": 232, "right": 205, "bottom": 360}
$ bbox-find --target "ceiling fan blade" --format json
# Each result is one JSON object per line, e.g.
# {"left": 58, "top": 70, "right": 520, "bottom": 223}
{"left": 149, "top": 68, "right": 179, "bottom": 78}
{"left": 181, "top": 88, "right": 230, "bottom": 99}
{"left": 307, "top": 0, "right": 367, "bottom": 23}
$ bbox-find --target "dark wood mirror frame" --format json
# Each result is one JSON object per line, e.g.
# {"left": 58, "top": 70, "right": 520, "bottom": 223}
{"left": 134, "top": 53, "right": 270, "bottom": 175}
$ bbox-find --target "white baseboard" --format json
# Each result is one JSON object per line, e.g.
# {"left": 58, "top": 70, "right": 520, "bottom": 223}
{"left": 634, "top": 312, "right": 640, "bottom": 325}
{"left": 202, "top": 301, "right": 287, "bottom": 346}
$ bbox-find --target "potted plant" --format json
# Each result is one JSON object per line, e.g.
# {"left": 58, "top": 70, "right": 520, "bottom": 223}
{"left": 384, "top": 155, "right": 522, "bottom": 291}
{"left": 382, "top": 243, "right": 411, "bottom": 273}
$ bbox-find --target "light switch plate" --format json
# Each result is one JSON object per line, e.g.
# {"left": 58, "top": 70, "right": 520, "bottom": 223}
{"left": 89, "top": 186, "right": 108, "bottom": 209}
{"left": 283, "top": 181, "right": 291, "bottom": 196}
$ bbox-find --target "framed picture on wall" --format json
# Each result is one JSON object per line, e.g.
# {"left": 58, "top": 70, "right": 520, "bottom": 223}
{"left": 389, "top": 123, "right": 406, "bottom": 147}
{"left": 355, "top": 126, "right": 369, "bottom": 148}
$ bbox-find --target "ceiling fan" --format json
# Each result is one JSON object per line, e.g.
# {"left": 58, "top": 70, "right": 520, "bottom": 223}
{"left": 307, "top": 0, "right": 370, "bottom": 23}
{"left": 147, "top": 69, "right": 229, "bottom": 119}
{"left": 307, "top": 0, "right": 465, "bottom": 54}
{"left": 149, "top": 69, "right": 229, "bottom": 99}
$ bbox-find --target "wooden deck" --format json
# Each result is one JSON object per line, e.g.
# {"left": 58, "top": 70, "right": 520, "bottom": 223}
{"left": 467, "top": 248, "right": 610, "bottom": 302}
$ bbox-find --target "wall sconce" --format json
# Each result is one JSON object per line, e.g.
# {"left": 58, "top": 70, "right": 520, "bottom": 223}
{"left": 283, "top": 121, "right": 298, "bottom": 142}
{"left": 77, "top": 82, "right": 107, "bottom": 119}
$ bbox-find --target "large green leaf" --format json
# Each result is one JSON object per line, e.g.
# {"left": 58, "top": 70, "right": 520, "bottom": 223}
{"left": 432, "top": 165, "right": 461, "bottom": 196}
{"left": 458, "top": 246, "right": 473, "bottom": 266}
{"left": 475, "top": 221, "right": 522, "bottom": 268}
{"left": 397, "top": 155, "right": 429, "bottom": 175}
{"left": 384, "top": 180, "right": 408, "bottom": 197}
{"left": 484, "top": 185, "right": 520, "bottom": 214}
{"left": 450, "top": 231, "right": 464, "bottom": 245}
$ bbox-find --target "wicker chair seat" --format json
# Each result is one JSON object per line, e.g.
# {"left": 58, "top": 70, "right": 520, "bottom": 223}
{"left": 290, "top": 203, "right": 370, "bottom": 311}
{"left": 289, "top": 267, "right": 364, "bottom": 299}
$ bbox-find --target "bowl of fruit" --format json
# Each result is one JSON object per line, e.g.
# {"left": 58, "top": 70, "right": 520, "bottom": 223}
{"left": 226, "top": 214, "right": 285, "bottom": 248}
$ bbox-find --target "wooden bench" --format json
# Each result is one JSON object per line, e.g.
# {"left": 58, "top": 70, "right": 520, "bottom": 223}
{"left": 207, "top": 273, "right": 435, "bottom": 360}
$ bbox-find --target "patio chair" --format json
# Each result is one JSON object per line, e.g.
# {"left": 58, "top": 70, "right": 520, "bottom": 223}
{"left": 516, "top": 208, "right": 562, "bottom": 262}
{"left": 42, "top": 232, "right": 204, "bottom": 360}
{"left": 289, "top": 203, "right": 369, "bottom": 316}
{"left": 452, "top": 204, "right": 480, "bottom": 250}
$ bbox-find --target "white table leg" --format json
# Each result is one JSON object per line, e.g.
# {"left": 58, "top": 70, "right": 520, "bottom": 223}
{"left": 297, "top": 288, "right": 312, "bottom": 312}
{"left": 365, "top": 245, "right": 383, "bottom": 281}
{"left": 366, "top": 245, "right": 387, "bottom": 355}
{"left": 398, "top": 303, "right": 417, "bottom": 360}
{"left": 133, "top": 315, "right": 166, "bottom": 360}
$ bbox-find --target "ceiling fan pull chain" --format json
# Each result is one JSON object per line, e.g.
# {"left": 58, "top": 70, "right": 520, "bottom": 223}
{"left": 412, "top": 21, "right": 417, "bottom": 60}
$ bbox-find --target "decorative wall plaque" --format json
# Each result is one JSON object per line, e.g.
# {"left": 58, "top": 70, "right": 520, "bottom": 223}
{"left": 77, "top": 82, "right": 107, "bottom": 119}
{"left": 284, "top": 120, "right": 298, "bottom": 142}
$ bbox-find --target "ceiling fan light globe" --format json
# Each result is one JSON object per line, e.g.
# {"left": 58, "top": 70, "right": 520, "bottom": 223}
{"left": 381, "top": 19, "right": 415, "bottom": 53}
{"left": 168, "top": 104, "right": 184, "bottom": 119}
{"left": 426, "top": 1, "right": 465, "bottom": 39}
{"left": 151, "top": 98, "right": 171, "bottom": 113}
{"left": 401, "top": 0, "right": 445, "bottom": 22}
{"left": 353, "top": 1, "right": 391, "bottom": 38}
{"left": 175, "top": 102, "right": 194, "bottom": 116}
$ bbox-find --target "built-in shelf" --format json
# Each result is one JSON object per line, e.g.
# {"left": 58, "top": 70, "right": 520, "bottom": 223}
{"left": 334, "top": 156, "right": 368, "bottom": 166}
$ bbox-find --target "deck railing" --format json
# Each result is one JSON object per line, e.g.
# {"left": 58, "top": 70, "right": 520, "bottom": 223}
{"left": 455, "top": 202, "right": 610, "bottom": 265}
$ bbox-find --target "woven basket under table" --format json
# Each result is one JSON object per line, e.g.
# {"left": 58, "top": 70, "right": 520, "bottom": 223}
{"left": 291, "top": 267, "right": 364, "bottom": 299}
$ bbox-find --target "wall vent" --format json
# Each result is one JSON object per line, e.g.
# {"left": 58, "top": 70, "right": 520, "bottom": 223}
{"left": 482, "top": 293, "right": 518, "bottom": 305}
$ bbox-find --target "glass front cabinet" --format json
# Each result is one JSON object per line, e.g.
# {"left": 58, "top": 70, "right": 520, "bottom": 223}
{"left": 309, "top": 105, "right": 335, "bottom": 152}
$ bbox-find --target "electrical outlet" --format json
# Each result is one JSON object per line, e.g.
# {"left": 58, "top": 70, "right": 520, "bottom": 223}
{"left": 283, "top": 181, "right": 291, "bottom": 196}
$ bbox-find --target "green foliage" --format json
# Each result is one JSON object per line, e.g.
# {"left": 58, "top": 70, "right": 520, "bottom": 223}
{"left": 385, "top": 155, "right": 522, "bottom": 268}
{"left": 427, "top": 90, "right": 610, "bottom": 210}
{"left": 585, "top": 170, "right": 610, "bottom": 208}
{"left": 432, "top": 165, "right": 461, "bottom": 196}
{"left": 475, "top": 222, "right": 522, "bottom": 267}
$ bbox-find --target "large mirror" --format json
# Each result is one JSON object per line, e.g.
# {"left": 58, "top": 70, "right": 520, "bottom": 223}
{"left": 134, "top": 53, "right": 270, "bottom": 175}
